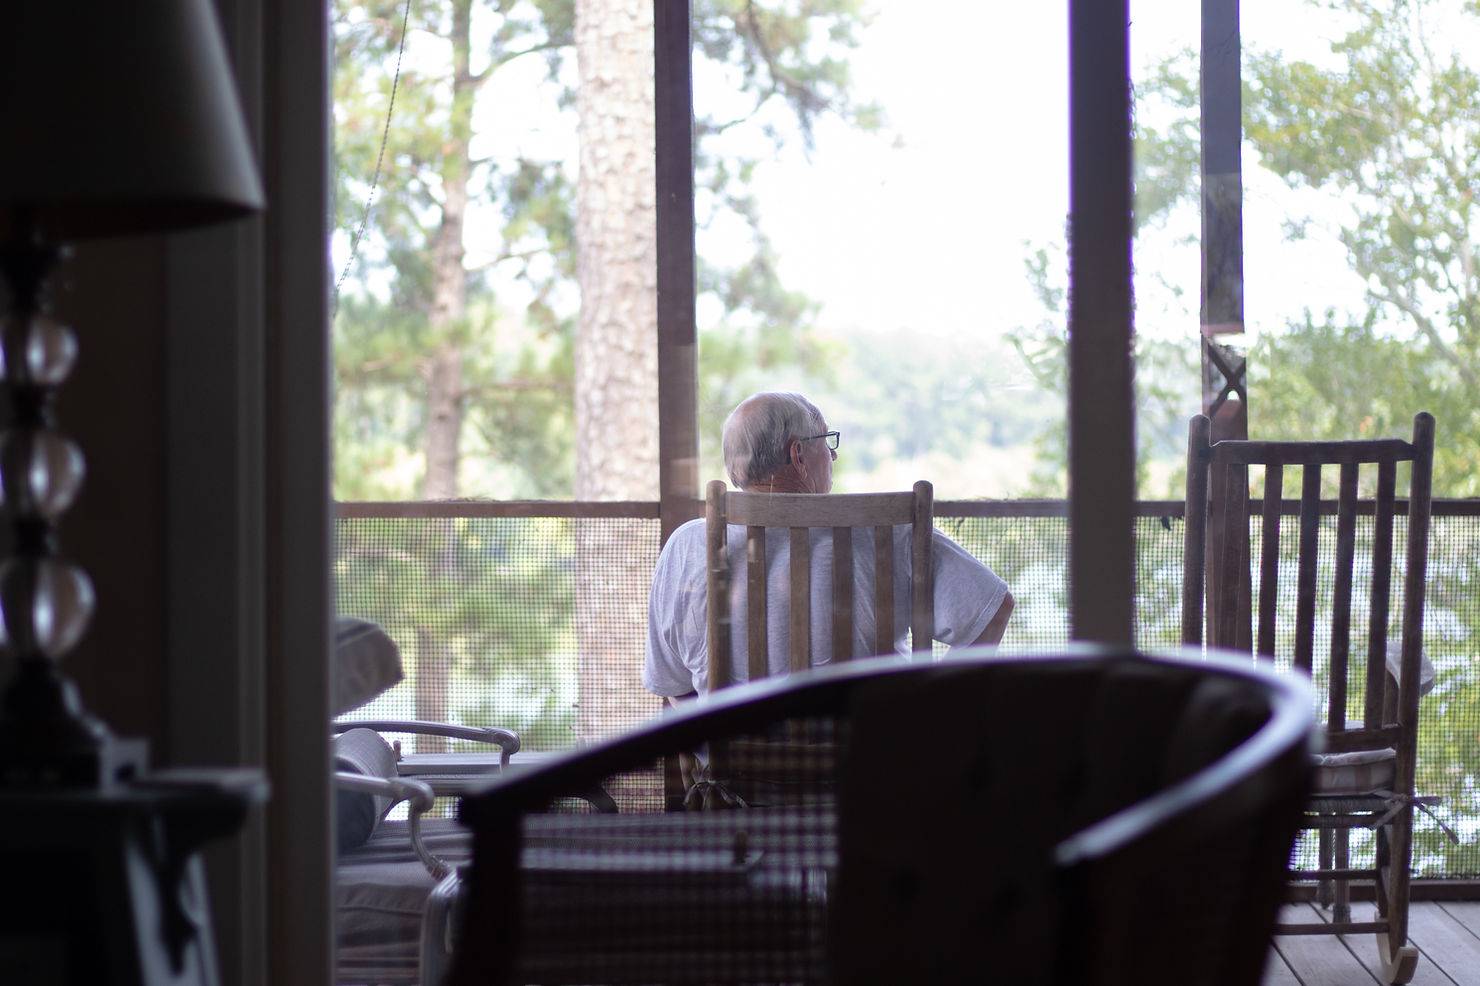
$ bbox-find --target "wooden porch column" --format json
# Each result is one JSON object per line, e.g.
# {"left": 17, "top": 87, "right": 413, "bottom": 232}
{"left": 654, "top": 0, "right": 698, "bottom": 546}
{"left": 1201, "top": 0, "right": 1251, "bottom": 649}
{"left": 1068, "top": 0, "right": 1136, "bottom": 645}
{"left": 654, "top": 0, "right": 698, "bottom": 809}
{"left": 1202, "top": 0, "right": 1244, "bottom": 338}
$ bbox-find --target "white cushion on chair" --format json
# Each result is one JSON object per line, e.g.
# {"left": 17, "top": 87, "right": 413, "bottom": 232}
{"left": 1385, "top": 641, "right": 1436, "bottom": 696}
{"left": 335, "top": 727, "right": 400, "bottom": 850}
{"left": 1311, "top": 746, "right": 1396, "bottom": 795}
{"left": 333, "top": 616, "right": 405, "bottom": 716}
{"left": 1309, "top": 643, "right": 1432, "bottom": 797}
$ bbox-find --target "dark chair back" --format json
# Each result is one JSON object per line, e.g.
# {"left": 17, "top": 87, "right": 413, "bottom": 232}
{"left": 451, "top": 650, "right": 1312, "bottom": 986}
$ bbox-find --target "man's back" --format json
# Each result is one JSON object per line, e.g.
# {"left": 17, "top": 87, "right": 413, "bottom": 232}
{"left": 644, "top": 519, "right": 1009, "bottom": 697}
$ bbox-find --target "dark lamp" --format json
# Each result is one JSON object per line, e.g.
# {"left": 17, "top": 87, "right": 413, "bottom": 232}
{"left": 0, "top": 2, "right": 265, "bottom": 242}
{"left": 0, "top": 0, "right": 265, "bottom": 787}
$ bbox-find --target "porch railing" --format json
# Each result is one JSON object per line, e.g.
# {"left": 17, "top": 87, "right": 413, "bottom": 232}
{"left": 335, "top": 497, "right": 1480, "bottom": 878}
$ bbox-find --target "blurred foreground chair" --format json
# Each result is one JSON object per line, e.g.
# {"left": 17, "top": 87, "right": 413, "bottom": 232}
{"left": 1182, "top": 412, "right": 1438, "bottom": 983}
{"left": 451, "top": 649, "right": 1312, "bottom": 986}
{"left": 330, "top": 617, "right": 520, "bottom": 985}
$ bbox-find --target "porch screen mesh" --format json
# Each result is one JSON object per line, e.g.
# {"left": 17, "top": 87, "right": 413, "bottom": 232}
{"left": 334, "top": 503, "right": 1480, "bottom": 876}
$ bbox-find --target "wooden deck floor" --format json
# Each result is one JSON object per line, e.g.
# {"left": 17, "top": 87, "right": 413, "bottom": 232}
{"left": 1265, "top": 902, "right": 1480, "bottom": 986}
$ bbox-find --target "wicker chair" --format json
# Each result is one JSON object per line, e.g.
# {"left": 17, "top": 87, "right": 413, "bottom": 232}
{"left": 450, "top": 649, "right": 1312, "bottom": 986}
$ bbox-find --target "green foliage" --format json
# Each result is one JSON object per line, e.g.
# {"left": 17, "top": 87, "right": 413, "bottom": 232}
{"left": 692, "top": 0, "right": 878, "bottom": 149}
{"left": 1005, "top": 243, "right": 1200, "bottom": 499}
{"left": 1417, "top": 514, "right": 1480, "bottom": 871}
{"left": 336, "top": 515, "right": 579, "bottom": 749}
{"left": 333, "top": 0, "right": 877, "bottom": 501}
{"left": 1242, "top": 1, "right": 1480, "bottom": 380}
{"left": 333, "top": 0, "right": 580, "bottom": 499}
{"left": 1131, "top": 0, "right": 1480, "bottom": 495}
{"left": 687, "top": 0, "right": 883, "bottom": 470}
{"left": 332, "top": 0, "right": 877, "bottom": 736}
{"left": 1132, "top": 50, "right": 1202, "bottom": 234}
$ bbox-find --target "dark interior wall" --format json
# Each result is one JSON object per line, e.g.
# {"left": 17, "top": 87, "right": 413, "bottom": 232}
{"left": 0, "top": 0, "right": 330, "bottom": 981}
{"left": 52, "top": 237, "right": 172, "bottom": 758}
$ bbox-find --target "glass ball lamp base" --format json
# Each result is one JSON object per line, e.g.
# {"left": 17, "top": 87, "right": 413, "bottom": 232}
{"left": 0, "top": 238, "right": 142, "bottom": 788}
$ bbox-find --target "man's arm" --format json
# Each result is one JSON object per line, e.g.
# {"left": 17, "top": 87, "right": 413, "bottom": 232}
{"left": 970, "top": 590, "right": 1014, "bottom": 647}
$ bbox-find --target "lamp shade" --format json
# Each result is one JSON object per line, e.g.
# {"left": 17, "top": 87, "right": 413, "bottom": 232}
{"left": 0, "top": 0, "right": 266, "bottom": 241}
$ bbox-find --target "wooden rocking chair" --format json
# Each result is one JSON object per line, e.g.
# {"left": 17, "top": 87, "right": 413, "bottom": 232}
{"left": 1182, "top": 411, "right": 1436, "bottom": 983}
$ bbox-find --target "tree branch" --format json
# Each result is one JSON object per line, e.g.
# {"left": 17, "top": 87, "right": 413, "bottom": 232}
{"left": 464, "top": 246, "right": 550, "bottom": 274}
{"left": 741, "top": 0, "right": 827, "bottom": 137}
{"left": 1370, "top": 284, "right": 1480, "bottom": 390}
{"left": 475, "top": 38, "right": 569, "bottom": 84}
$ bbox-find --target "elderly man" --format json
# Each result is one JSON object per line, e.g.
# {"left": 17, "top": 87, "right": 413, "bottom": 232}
{"left": 644, "top": 392, "right": 1015, "bottom": 702}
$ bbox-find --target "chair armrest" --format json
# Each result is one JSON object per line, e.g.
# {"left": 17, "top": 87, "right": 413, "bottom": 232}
{"left": 335, "top": 771, "right": 454, "bottom": 880}
{"left": 333, "top": 719, "right": 521, "bottom": 766}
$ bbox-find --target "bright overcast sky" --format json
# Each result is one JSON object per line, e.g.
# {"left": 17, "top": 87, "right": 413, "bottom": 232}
{"left": 723, "top": 0, "right": 1376, "bottom": 347}
{"left": 352, "top": 0, "right": 1435, "bottom": 347}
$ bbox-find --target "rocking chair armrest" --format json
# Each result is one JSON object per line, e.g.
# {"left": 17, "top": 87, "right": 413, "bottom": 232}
{"left": 333, "top": 719, "right": 521, "bottom": 766}
{"left": 334, "top": 772, "right": 454, "bottom": 880}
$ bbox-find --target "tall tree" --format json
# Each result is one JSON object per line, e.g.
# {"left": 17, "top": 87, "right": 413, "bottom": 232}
{"left": 333, "top": 0, "right": 878, "bottom": 742}
{"left": 565, "top": 0, "right": 877, "bottom": 739}
{"left": 333, "top": 0, "right": 578, "bottom": 502}
{"left": 335, "top": 0, "right": 581, "bottom": 744}
{"left": 569, "top": 0, "right": 657, "bottom": 742}
{"left": 573, "top": 0, "right": 657, "bottom": 502}
{"left": 334, "top": 0, "right": 876, "bottom": 501}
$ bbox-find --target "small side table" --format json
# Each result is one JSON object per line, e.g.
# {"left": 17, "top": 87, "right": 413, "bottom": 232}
{"left": 0, "top": 767, "right": 268, "bottom": 985}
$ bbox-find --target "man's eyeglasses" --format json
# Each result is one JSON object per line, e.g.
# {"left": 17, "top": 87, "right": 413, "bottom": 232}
{"left": 799, "top": 431, "right": 840, "bottom": 450}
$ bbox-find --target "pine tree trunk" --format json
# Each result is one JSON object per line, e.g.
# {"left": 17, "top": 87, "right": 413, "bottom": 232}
{"left": 419, "top": 0, "right": 474, "bottom": 502}
{"left": 573, "top": 0, "right": 660, "bottom": 743}
{"left": 414, "top": 0, "right": 477, "bottom": 744}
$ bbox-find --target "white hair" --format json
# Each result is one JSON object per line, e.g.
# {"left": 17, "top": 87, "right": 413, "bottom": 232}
{"left": 721, "top": 392, "right": 826, "bottom": 488}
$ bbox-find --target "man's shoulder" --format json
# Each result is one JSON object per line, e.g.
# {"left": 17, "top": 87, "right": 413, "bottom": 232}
{"left": 655, "top": 517, "right": 707, "bottom": 568}
{"left": 650, "top": 517, "right": 712, "bottom": 614}
{"left": 914, "top": 525, "right": 994, "bottom": 575}
{"left": 667, "top": 517, "right": 706, "bottom": 545}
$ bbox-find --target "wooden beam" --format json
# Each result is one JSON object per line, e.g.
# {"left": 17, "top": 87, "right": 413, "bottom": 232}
{"left": 1068, "top": 0, "right": 1135, "bottom": 645}
{"left": 1200, "top": 0, "right": 1249, "bottom": 649}
{"left": 1201, "top": 0, "right": 1244, "bottom": 334}
{"left": 654, "top": 0, "right": 699, "bottom": 546}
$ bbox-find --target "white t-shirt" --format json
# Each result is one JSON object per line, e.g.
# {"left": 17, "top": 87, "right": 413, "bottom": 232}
{"left": 643, "top": 519, "right": 1011, "bottom": 697}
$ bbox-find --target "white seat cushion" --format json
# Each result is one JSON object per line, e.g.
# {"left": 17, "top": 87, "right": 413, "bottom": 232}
{"left": 1311, "top": 746, "right": 1396, "bottom": 795}
{"left": 333, "top": 616, "right": 405, "bottom": 715}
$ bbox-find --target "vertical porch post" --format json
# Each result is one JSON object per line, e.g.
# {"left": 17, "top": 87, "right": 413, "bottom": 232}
{"left": 654, "top": 0, "right": 699, "bottom": 546}
{"left": 1068, "top": 0, "right": 1136, "bottom": 644}
{"left": 654, "top": 0, "right": 698, "bottom": 809}
{"left": 1201, "top": 0, "right": 1251, "bottom": 649}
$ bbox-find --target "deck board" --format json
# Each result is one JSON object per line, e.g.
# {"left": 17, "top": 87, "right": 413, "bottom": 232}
{"left": 1417, "top": 904, "right": 1480, "bottom": 986}
{"left": 1348, "top": 929, "right": 1459, "bottom": 986}
{"left": 1264, "top": 902, "right": 1479, "bottom": 986}
{"left": 1261, "top": 944, "right": 1304, "bottom": 986}
{"left": 1273, "top": 905, "right": 1379, "bottom": 986}
{"left": 1436, "top": 901, "right": 1480, "bottom": 940}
